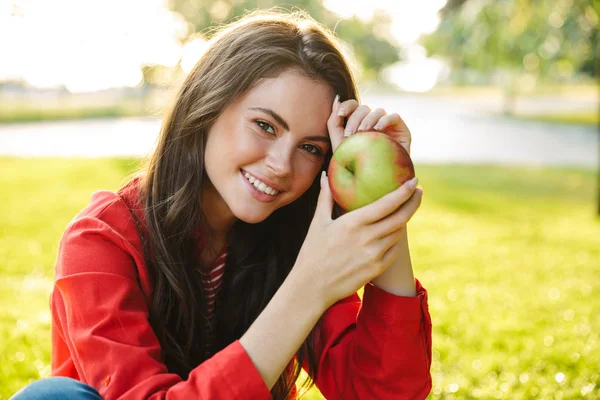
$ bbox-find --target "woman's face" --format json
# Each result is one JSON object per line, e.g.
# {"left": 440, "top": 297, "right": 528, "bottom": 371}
{"left": 204, "top": 69, "right": 334, "bottom": 224}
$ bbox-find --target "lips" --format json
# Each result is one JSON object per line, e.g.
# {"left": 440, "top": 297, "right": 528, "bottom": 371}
{"left": 240, "top": 169, "right": 285, "bottom": 193}
{"left": 240, "top": 170, "right": 280, "bottom": 203}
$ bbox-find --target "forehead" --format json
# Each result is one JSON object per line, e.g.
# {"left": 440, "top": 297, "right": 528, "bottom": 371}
{"left": 238, "top": 70, "right": 334, "bottom": 135}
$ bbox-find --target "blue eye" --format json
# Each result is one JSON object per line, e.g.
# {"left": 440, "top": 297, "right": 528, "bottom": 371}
{"left": 256, "top": 120, "right": 275, "bottom": 135}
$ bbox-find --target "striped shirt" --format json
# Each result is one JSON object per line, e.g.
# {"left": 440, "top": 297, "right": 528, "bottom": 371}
{"left": 201, "top": 251, "right": 227, "bottom": 357}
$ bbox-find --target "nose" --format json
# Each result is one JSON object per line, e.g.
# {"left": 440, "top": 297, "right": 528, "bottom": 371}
{"left": 264, "top": 141, "right": 293, "bottom": 177}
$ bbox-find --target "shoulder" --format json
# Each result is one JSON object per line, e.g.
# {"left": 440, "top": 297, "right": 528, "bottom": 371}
{"left": 56, "top": 176, "right": 148, "bottom": 282}
{"left": 70, "top": 175, "right": 145, "bottom": 234}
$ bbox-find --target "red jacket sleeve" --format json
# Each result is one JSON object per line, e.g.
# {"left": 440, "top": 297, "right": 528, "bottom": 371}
{"left": 51, "top": 208, "right": 271, "bottom": 399}
{"left": 305, "top": 280, "right": 432, "bottom": 399}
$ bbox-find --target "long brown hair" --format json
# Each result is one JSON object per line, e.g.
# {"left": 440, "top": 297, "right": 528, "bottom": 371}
{"left": 138, "top": 10, "right": 358, "bottom": 399}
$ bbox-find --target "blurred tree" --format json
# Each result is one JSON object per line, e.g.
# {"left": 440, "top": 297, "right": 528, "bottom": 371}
{"left": 167, "top": 0, "right": 401, "bottom": 82}
{"left": 426, "top": 0, "right": 600, "bottom": 216}
{"left": 438, "top": 0, "right": 469, "bottom": 16}
{"left": 141, "top": 65, "right": 180, "bottom": 88}
{"left": 421, "top": 0, "right": 598, "bottom": 114}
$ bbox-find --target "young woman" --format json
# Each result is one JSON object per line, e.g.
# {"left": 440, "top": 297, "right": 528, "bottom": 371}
{"left": 12, "top": 10, "right": 431, "bottom": 400}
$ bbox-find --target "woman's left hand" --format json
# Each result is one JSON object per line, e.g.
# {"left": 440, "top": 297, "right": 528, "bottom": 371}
{"left": 327, "top": 95, "right": 412, "bottom": 156}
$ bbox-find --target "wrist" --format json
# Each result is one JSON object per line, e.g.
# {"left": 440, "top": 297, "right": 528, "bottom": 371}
{"left": 370, "top": 228, "right": 417, "bottom": 297}
{"left": 283, "top": 267, "right": 329, "bottom": 315}
{"left": 239, "top": 268, "right": 327, "bottom": 389}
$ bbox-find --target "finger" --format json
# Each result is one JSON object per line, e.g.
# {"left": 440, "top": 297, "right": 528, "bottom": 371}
{"left": 374, "top": 113, "right": 409, "bottom": 133}
{"left": 377, "top": 226, "right": 406, "bottom": 258}
{"left": 343, "top": 104, "right": 371, "bottom": 137}
{"left": 329, "top": 99, "right": 358, "bottom": 139}
{"left": 379, "top": 234, "right": 405, "bottom": 270}
{"left": 337, "top": 99, "right": 359, "bottom": 119}
{"left": 314, "top": 171, "right": 334, "bottom": 222}
{"left": 327, "top": 95, "right": 344, "bottom": 151}
{"left": 328, "top": 98, "right": 359, "bottom": 151}
{"left": 350, "top": 177, "right": 419, "bottom": 226}
{"left": 369, "top": 187, "right": 423, "bottom": 239}
{"left": 357, "top": 108, "right": 387, "bottom": 132}
{"left": 361, "top": 228, "right": 405, "bottom": 279}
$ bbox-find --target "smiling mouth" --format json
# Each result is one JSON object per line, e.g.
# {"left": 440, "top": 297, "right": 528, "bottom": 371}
{"left": 241, "top": 170, "right": 281, "bottom": 196}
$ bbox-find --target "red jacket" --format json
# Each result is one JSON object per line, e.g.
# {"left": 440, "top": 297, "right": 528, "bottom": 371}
{"left": 50, "top": 178, "right": 432, "bottom": 399}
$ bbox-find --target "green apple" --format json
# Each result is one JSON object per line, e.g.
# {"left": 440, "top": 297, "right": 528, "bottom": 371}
{"left": 327, "top": 131, "right": 415, "bottom": 211}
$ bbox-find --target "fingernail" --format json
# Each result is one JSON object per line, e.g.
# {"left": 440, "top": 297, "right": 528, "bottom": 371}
{"left": 373, "top": 123, "right": 382, "bottom": 130}
{"left": 320, "top": 170, "right": 327, "bottom": 186}
{"left": 407, "top": 177, "right": 418, "bottom": 188}
{"left": 344, "top": 127, "right": 353, "bottom": 137}
{"left": 333, "top": 94, "right": 339, "bottom": 107}
{"left": 338, "top": 107, "right": 345, "bottom": 116}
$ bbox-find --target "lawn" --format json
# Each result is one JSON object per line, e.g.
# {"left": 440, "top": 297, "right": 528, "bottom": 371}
{"left": 515, "top": 111, "right": 599, "bottom": 126}
{"left": 1, "top": 157, "right": 598, "bottom": 399}
{"left": 0, "top": 91, "right": 167, "bottom": 124}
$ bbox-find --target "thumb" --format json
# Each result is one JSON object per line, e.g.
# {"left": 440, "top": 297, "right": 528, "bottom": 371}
{"left": 315, "top": 171, "right": 334, "bottom": 222}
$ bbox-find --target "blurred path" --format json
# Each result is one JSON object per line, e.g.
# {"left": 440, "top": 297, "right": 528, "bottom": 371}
{"left": 0, "top": 94, "right": 597, "bottom": 169}
{"left": 363, "top": 94, "right": 598, "bottom": 168}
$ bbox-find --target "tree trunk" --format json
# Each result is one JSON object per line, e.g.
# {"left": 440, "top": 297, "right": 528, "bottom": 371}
{"left": 503, "top": 86, "right": 517, "bottom": 116}
{"left": 596, "top": 36, "right": 600, "bottom": 217}
{"left": 503, "top": 73, "right": 518, "bottom": 116}
{"left": 597, "top": 60, "right": 600, "bottom": 217}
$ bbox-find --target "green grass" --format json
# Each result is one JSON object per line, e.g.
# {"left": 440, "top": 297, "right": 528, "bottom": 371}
{"left": 0, "top": 92, "right": 169, "bottom": 124}
{"left": 0, "top": 100, "right": 151, "bottom": 124}
{"left": 516, "top": 111, "right": 599, "bottom": 126}
{"left": 424, "top": 83, "right": 598, "bottom": 98}
{"left": 0, "top": 105, "right": 145, "bottom": 124}
{"left": 1, "top": 158, "right": 599, "bottom": 399}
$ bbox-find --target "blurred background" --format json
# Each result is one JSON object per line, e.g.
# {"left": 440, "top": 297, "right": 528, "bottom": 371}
{"left": 0, "top": 0, "right": 598, "bottom": 399}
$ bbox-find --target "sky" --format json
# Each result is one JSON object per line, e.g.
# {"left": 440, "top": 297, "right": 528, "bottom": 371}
{"left": 0, "top": 0, "right": 447, "bottom": 92}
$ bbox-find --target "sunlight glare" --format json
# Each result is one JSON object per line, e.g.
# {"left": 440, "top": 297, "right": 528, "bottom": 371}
{"left": 0, "top": 0, "right": 186, "bottom": 92}
{"left": 382, "top": 44, "right": 446, "bottom": 92}
{"left": 180, "top": 38, "right": 211, "bottom": 75}
{"left": 323, "top": 0, "right": 447, "bottom": 44}
{"left": 1, "top": 0, "right": 448, "bottom": 92}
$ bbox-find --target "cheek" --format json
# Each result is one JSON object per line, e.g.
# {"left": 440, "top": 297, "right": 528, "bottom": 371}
{"left": 239, "top": 137, "right": 268, "bottom": 163}
{"left": 209, "top": 129, "right": 264, "bottom": 169}
{"left": 289, "top": 158, "right": 322, "bottom": 198}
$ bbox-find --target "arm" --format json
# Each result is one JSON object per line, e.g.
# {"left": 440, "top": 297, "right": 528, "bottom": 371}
{"left": 241, "top": 198, "right": 432, "bottom": 397}
{"left": 237, "top": 193, "right": 420, "bottom": 390}
{"left": 303, "top": 279, "right": 432, "bottom": 400}
{"left": 298, "top": 227, "right": 432, "bottom": 399}
{"left": 52, "top": 216, "right": 272, "bottom": 400}
{"left": 316, "top": 97, "right": 430, "bottom": 398}
{"left": 370, "top": 227, "right": 416, "bottom": 296}
{"left": 239, "top": 268, "right": 327, "bottom": 390}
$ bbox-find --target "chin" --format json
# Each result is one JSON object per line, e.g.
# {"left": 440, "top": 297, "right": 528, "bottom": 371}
{"left": 237, "top": 214, "right": 270, "bottom": 224}
{"left": 232, "top": 206, "right": 272, "bottom": 224}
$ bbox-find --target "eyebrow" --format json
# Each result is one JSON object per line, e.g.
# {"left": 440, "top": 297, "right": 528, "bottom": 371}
{"left": 249, "top": 107, "right": 330, "bottom": 144}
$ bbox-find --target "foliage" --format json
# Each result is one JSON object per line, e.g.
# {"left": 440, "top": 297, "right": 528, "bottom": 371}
{"left": 421, "top": 0, "right": 598, "bottom": 82}
{"left": 1, "top": 158, "right": 598, "bottom": 399}
{"left": 167, "top": 0, "right": 401, "bottom": 81}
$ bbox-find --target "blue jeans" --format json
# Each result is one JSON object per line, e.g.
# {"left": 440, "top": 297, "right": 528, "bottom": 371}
{"left": 11, "top": 377, "right": 102, "bottom": 400}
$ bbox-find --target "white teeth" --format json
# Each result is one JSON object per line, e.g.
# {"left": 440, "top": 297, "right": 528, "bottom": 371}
{"left": 244, "top": 172, "right": 256, "bottom": 183}
{"left": 243, "top": 171, "right": 279, "bottom": 196}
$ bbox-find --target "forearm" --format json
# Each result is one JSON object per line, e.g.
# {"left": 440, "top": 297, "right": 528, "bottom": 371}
{"left": 239, "top": 271, "right": 326, "bottom": 390}
{"left": 370, "top": 227, "right": 417, "bottom": 297}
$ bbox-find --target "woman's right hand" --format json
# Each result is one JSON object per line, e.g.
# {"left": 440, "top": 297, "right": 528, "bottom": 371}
{"left": 291, "top": 171, "right": 421, "bottom": 310}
